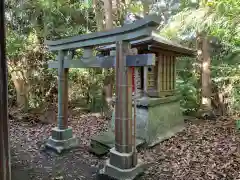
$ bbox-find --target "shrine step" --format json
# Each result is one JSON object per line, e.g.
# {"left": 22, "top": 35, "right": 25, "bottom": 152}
{"left": 89, "top": 131, "right": 145, "bottom": 156}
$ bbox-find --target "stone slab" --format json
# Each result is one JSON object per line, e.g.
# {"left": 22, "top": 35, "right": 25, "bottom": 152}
{"left": 90, "top": 131, "right": 145, "bottom": 156}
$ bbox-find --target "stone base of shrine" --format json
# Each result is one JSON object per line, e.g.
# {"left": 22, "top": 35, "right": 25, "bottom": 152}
{"left": 89, "top": 131, "right": 145, "bottom": 155}
{"left": 97, "top": 148, "right": 145, "bottom": 180}
{"left": 90, "top": 95, "right": 185, "bottom": 155}
{"left": 45, "top": 127, "right": 78, "bottom": 153}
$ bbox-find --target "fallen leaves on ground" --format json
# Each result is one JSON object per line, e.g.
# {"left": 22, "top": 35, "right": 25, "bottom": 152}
{"left": 10, "top": 109, "right": 240, "bottom": 180}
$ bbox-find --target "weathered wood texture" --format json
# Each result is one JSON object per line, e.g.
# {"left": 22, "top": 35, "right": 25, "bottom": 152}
{"left": 48, "top": 54, "right": 156, "bottom": 68}
{"left": 45, "top": 15, "right": 160, "bottom": 51}
{"left": 157, "top": 54, "right": 176, "bottom": 97}
{"left": 115, "top": 41, "right": 133, "bottom": 153}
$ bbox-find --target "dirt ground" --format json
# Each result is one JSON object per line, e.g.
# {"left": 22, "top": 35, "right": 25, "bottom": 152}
{"left": 10, "top": 111, "right": 240, "bottom": 180}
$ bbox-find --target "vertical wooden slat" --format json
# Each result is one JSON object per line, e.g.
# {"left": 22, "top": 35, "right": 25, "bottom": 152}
{"left": 143, "top": 67, "right": 148, "bottom": 96}
{"left": 170, "top": 56, "right": 172, "bottom": 91}
{"left": 172, "top": 56, "right": 174, "bottom": 90}
{"left": 173, "top": 56, "right": 176, "bottom": 90}
{"left": 162, "top": 55, "right": 165, "bottom": 91}
{"left": 154, "top": 57, "right": 158, "bottom": 90}
{"left": 156, "top": 54, "right": 161, "bottom": 96}
{"left": 161, "top": 55, "right": 164, "bottom": 93}
{"left": 166, "top": 55, "right": 169, "bottom": 91}
{"left": 169, "top": 55, "right": 172, "bottom": 90}
{"left": 157, "top": 55, "right": 161, "bottom": 96}
{"left": 163, "top": 55, "right": 167, "bottom": 91}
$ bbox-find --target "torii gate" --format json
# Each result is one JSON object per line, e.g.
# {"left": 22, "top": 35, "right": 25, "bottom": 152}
{"left": 45, "top": 15, "right": 160, "bottom": 179}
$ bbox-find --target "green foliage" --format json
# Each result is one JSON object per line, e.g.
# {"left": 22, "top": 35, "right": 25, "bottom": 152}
{"left": 159, "top": 0, "right": 240, "bottom": 115}
{"left": 5, "top": 0, "right": 240, "bottom": 116}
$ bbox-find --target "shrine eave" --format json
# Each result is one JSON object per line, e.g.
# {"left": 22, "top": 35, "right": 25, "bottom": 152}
{"left": 97, "top": 32, "right": 195, "bottom": 57}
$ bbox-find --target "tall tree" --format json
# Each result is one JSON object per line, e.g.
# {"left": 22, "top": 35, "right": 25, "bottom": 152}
{"left": 93, "top": 0, "right": 104, "bottom": 31}
{"left": 160, "top": 0, "right": 240, "bottom": 115}
{"left": 103, "top": 0, "right": 114, "bottom": 30}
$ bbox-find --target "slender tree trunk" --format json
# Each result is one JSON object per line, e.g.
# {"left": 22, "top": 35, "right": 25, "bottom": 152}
{"left": 8, "top": 59, "right": 30, "bottom": 111}
{"left": 142, "top": 1, "right": 150, "bottom": 15}
{"left": 11, "top": 73, "right": 29, "bottom": 110}
{"left": 93, "top": 0, "right": 104, "bottom": 31}
{"left": 201, "top": 34, "right": 212, "bottom": 110}
{"left": 197, "top": 32, "right": 213, "bottom": 118}
{"left": 103, "top": 0, "right": 113, "bottom": 30}
{"left": 101, "top": 0, "right": 114, "bottom": 118}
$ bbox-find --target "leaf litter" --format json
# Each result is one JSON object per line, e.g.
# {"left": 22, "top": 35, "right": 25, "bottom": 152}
{"left": 10, "top": 109, "right": 240, "bottom": 180}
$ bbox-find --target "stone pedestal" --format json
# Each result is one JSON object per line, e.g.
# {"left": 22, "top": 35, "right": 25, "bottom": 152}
{"left": 46, "top": 127, "right": 78, "bottom": 153}
{"left": 98, "top": 148, "right": 145, "bottom": 180}
{"left": 90, "top": 95, "right": 185, "bottom": 155}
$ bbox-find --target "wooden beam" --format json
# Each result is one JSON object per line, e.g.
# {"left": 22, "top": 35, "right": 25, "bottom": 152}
{"left": 48, "top": 54, "right": 156, "bottom": 68}
{"left": 45, "top": 15, "right": 160, "bottom": 47}
{"left": 47, "top": 27, "right": 153, "bottom": 51}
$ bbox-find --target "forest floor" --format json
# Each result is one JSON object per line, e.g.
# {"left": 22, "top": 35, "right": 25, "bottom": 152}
{"left": 10, "top": 107, "right": 240, "bottom": 180}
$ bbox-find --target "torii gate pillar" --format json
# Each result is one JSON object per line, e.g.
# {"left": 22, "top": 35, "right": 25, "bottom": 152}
{"left": 46, "top": 51, "right": 78, "bottom": 153}
{"left": 98, "top": 41, "right": 144, "bottom": 180}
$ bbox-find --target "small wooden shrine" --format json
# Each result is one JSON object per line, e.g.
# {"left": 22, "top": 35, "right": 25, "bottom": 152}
{"left": 90, "top": 20, "right": 195, "bottom": 155}
{"left": 45, "top": 15, "right": 195, "bottom": 180}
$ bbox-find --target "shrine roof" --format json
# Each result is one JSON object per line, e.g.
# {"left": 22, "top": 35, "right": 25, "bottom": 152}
{"left": 45, "top": 15, "right": 195, "bottom": 57}
{"left": 97, "top": 32, "right": 195, "bottom": 57}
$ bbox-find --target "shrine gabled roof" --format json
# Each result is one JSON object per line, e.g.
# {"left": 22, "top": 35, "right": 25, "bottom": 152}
{"left": 45, "top": 15, "right": 195, "bottom": 57}
{"left": 97, "top": 32, "right": 195, "bottom": 57}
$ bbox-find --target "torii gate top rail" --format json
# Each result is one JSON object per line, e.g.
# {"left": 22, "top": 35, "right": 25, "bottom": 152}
{"left": 45, "top": 15, "right": 160, "bottom": 51}
{"left": 45, "top": 15, "right": 195, "bottom": 57}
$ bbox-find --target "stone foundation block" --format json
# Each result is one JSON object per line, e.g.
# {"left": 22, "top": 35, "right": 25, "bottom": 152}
{"left": 98, "top": 148, "right": 145, "bottom": 180}
{"left": 45, "top": 127, "right": 78, "bottom": 153}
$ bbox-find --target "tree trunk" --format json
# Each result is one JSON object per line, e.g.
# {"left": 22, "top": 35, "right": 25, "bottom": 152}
{"left": 103, "top": 0, "right": 113, "bottom": 30}
{"left": 8, "top": 58, "right": 31, "bottom": 111}
{"left": 142, "top": 1, "right": 150, "bottom": 15}
{"left": 101, "top": 0, "right": 114, "bottom": 118}
{"left": 93, "top": 0, "right": 104, "bottom": 31}
{"left": 197, "top": 32, "right": 214, "bottom": 118}
{"left": 10, "top": 70, "right": 29, "bottom": 111}
{"left": 201, "top": 34, "right": 211, "bottom": 110}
